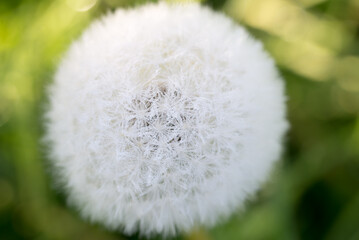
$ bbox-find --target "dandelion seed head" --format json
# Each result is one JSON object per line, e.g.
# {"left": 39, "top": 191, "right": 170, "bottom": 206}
{"left": 45, "top": 2, "right": 288, "bottom": 237}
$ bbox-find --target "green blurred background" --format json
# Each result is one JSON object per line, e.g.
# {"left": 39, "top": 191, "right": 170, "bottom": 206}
{"left": 1, "top": 0, "right": 359, "bottom": 239}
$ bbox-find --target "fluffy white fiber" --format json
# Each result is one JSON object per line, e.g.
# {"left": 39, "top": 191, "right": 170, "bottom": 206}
{"left": 45, "top": 2, "right": 288, "bottom": 237}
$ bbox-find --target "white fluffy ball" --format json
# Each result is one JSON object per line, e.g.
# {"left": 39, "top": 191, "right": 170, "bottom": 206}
{"left": 46, "top": 2, "right": 288, "bottom": 237}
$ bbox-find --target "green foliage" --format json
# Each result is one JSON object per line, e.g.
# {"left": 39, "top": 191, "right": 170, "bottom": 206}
{"left": 1, "top": 0, "right": 359, "bottom": 239}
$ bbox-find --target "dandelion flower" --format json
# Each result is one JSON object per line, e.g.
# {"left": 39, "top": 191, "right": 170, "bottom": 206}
{"left": 45, "top": 2, "right": 288, "bottom": 237}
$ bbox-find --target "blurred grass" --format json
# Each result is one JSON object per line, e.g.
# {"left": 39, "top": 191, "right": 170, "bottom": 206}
{"left": 1, "top": 0, "right": 359, "bottom": 239}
